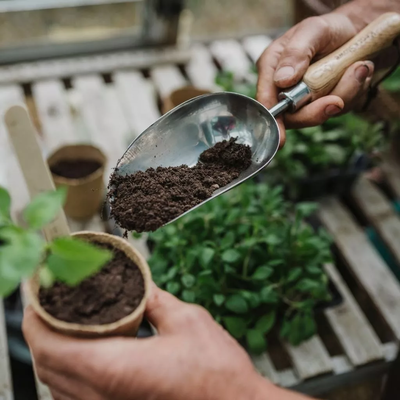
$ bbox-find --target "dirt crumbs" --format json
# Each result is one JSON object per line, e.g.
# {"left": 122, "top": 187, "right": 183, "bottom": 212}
{"left": 108, "top": 138, "right": 252, "bottom": 233}
{"left": 50, "top": 160, "right": 102, "bottom": 179}
{"left": 39, "top": 242, "right": 145, "bottom": 325}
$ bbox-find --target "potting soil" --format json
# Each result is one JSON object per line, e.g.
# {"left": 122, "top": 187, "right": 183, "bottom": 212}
{"left": 39, "top": 242, "right": 145, "bottom": 325}
{"left": 50, "top": 159, "right": 102, "bottom": 179}
{"left": 108, "top": 138, "right": 252, "bottom": 233}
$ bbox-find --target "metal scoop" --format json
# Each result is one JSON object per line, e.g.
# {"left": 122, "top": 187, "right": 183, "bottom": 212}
{"left": 115, "top": 13, "right": 400, "bottom": 224}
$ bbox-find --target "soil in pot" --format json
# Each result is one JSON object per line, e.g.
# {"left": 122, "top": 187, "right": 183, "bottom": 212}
{"left": 50, "top": 159, "right": 102, "bottom": 179}
{"left": 108, "top": 138, "right": 252, "bottom": 233}
{"left": 39, "top": 242, "right": 145, "bottom": 325}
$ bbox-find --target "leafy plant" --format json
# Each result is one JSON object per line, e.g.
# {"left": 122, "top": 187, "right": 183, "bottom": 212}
{"left": 382, "top": 67, "right": 400, "bottom": 93}
{"left": 215, "top": 66, "right": 257, "bottom": 99}
{"left": 0, "top": 186, "right": 112, "bottom": 297}
{"left": 143, "top": 181, "right": 333, "bottom": 353}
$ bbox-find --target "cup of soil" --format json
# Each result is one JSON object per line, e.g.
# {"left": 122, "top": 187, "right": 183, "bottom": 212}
{"left": 162, "top": 86, "right": 212, "bottom": 114}
{"left": 26, "top": 231, "right": 152, "bottom": 338}
{"left": 47, "top": 144, "right": 107, "bottom": 220}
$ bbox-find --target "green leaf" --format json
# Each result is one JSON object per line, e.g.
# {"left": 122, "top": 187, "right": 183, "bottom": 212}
{"left": 264, "top": 234, "right": 281, "bottom": 245}
{"left": 283, "top": 313, "right": 317, "bottom": 346}
{"left": 181, "top": 274, "right": 196, "bottom": 288}
{"left": 200, "top": 247, "right": 215, "bottom": 268}
{"left": 221, "top": 231, "right": 235, "bottom": 249}
{"left": 260, "top": 286, "right": 279, "bottom": 304}
{"left": 182, "top": 290, "right": 196, "bottom": 303}
{"left": 166, "top": 281, "right": 181, "bottom": 295}
{"left": 39, "top": 266, "right": 55, "bottom": 288}
{"left": 255, "top": 311, "right": 276, "bottom": 334}
{"left": 213, "top": 294, "right": 225, "bottom": 306}
{"left": 251, "top": 266, "right": 273, "bottom": 281}
{"left": 296, "top": 202, "right": 318, "bottom": 217}
{"left": 306, "top": 266, "right": 322, "bottom": 275}
{"left": 287, "top": 267, "right": 302, "bottom": 283}
{"left": 47, "top": 237, "right": 112, "bottom": 286}
{"left": 223, "top": 316, "right": 247, "bottom": 339}
{"left": 23, "top": 187, "right": 67, "bottom": 230}
{"left": 0, "top": 187, "right": 11, "bottom": 223}
{"left": 296, "top": 278, "right": 321, "bottom": 293}
{"left": 225, "top": 294, "right": 248, "bottom": 314}
{"left": 0, "top": 267, "right": 19, "bottom": 297}
{"left": 246, "top": 329, "right": 267, "bottom": 354}
{"left": 221, "top": 249, "right": 241, "bottom": 263}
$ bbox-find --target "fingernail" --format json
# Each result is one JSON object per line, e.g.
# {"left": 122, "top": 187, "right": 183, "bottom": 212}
{"left": 275, "top": 66, "right": 295, "bottom": 82}
{"left": 325, "top": 105, "right": 342, "bottom": 116}
{"left": 355, "top": 65, "right": 369, "bottom": 83}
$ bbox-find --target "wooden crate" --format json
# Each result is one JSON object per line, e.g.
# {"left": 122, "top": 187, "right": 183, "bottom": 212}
{"left": 1, "top": 36, "right": 400, "bottom": 400}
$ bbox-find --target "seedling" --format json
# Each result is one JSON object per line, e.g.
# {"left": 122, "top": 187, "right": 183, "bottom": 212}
{"left": 0, "top": 186, "right": 112, "bottom": 297}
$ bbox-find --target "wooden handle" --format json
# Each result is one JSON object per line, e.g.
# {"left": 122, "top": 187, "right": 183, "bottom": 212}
{"left": 5, "top": 105, "right": 70, "bottom": 241}
{"left": 303, "top": 12, "right": 400, "bottom": 100}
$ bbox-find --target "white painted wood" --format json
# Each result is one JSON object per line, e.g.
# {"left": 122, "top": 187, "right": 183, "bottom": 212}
{"left": 251, "top": 353, "right": 280, "bottom": 384}
{"left": 209, "top": 39, "right": 252, "bottom": 78}
{"left": 277, "top": 369, "right": 299, "bottom": 387}
{"left": 284, "top": 336, "right": 332, "bottom": 380}
{"left": 114, "top": 71, "right": 160, "bottom": 138}
{"left": 351, "top": 176, "right": 400, "bottom": 265}
{"left": 383, "top": 342, "right": 398, "bottom": 362}
{"left": 382, "top": 154, "right": 400, "bottom": 199}
{"left": 150, "top": 65, "right": 187, "bottom": 99}
{"left": 186, "top": 44, "right": 219, "bottom": 91}
{"left": 242, "top": 35, "right": 273, "bottom": 63}
{"left": 324, "top": 263, "right": 383, "bottom": 366}
{"left": 319, "top": 197, "right": 400, "bottom": 340}
{"left": 32, "top": 80, "right": 78, "bottom": 156}
{"left": 0, "top": 301, "right": 12, "bottom": 400}
{"left": 331, "top": 355, "right": 353, "bottom": 375}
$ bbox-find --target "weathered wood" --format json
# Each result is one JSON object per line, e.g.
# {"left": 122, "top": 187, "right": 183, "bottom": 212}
{"left": 330, "top": 355, "right": 352, "bottom": 375}
{"left": 351, "top": 176, "right": 400, "bottom": 266}
{"left": 319, "top": 197, "right": 400, "bottom": 339}
{"left": 113, "top": 71, "right": 160, "bottom": 137}
{"left": 150, "top": 65, "right": 187, "bottom": 99}
{"left": 242, "top": 35, "right": 272, "bottom": 63}
{"left": 381, "top": 155, "right": 400, "bottom": 199}
{"left": 324, "top": 262, "right": 383, "bottom": 366}
{"left": 209, "top": 39, "right": 252, "bottom": 78}
{"left": 284, "top": 336, "right": 332, "bottom": 380}
{"left": 185, "top": 44, "right": 219, "bottom": 91}
{"left": 278, "top": 369, "right": 300, "bottom": 387}
{"left": 0, "top": 301, "right": 12, "bottom": 400}
{"left": 251, "top": 353, "right": 280, "bottom": 384}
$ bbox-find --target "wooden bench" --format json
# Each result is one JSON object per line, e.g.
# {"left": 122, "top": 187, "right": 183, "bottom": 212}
{"left": 1, "top": 36, "right": 400, "bottom": 400}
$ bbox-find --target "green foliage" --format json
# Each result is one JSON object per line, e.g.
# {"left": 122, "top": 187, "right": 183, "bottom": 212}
{"left": 0, "top": 187, "right": 112, "bottom": 297}
{"left": 145, "top": 181, "right": 333, "bottom": 353}
{"left": 382, "top": 67, "right": 400, "bottom": 93}
{"left": 215, "top": 69, "right": 257, "bottom": 99}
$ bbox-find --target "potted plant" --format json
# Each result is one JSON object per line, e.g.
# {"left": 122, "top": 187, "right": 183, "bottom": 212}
{"left": 162, "top": 86, "right": 212, "bottom": 114}
{"left": 139, "top": 181, "right": 335, "bottom": 354}
{"left": 0, "top": 186, "right": 151, "bottom": 338}
{"left": 47, "top": 144, "right": 107, "bottom": 221}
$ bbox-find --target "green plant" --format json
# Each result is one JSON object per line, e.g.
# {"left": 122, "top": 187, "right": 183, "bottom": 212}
{"left": 215, "top": 66, "right": 257, "bottom": 98}
{"left": 382, "top": 67, "right": 400, "bottom": 93}
{"left": 143, "top": 181, "right": 333, "bottom": 353}
{"left": 0, "top": 186, "right": 112, "bottom": 297}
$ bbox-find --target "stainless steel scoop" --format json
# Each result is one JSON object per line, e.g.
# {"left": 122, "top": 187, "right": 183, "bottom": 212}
{"left": 114, "top": 13, "right": 400, "bottom": 225}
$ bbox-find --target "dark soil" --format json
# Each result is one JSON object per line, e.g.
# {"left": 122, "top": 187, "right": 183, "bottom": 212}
{"left": 39, "top": 242, "right": 145, "bottom": 325}
{"left": 108, "top": 138, "right": 252, "bottom": 233}
{"left": 50, "top": 159, "right": 102, "bottom": 179}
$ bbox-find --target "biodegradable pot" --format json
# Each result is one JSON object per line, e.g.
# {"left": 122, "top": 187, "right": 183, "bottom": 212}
{"left": 47, "top": 145, "right": 107, "bottom": 221}
{"left": 27, "top": 231, "right": 152, "bottom": 338}
{"left": 162, "top": 86, "right": 212, "bottom": 114}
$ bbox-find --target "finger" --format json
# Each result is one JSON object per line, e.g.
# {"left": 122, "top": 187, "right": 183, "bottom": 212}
{"left": 274, "top": 14, "right": 357, "bottom": 88}
{"left": 50, "top": 389, "right": 75, "bottom": 400}
{"left": 284, "top": 95, "right": 344, "bottom": 129}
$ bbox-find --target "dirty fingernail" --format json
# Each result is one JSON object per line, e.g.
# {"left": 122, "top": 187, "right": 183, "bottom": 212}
{"left": 355, "top": 65, "right": 369, "bottom": 83}
{"left": 325, "top": 105, "right": 342, "bottom": 116}
{"left": 274, "top": 66, "right": 295, "bottom": 82}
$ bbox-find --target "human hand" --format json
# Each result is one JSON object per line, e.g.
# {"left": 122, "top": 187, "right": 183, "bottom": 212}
{"left": 257, "top": 11, "right": 374, "bottom": 145}
{"left": 24, "top": 283, "right": 310, "bottom": 400}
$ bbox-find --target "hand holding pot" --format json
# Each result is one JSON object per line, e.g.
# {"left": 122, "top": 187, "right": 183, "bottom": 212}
{"left": 23, "top": 284, "right": 312, "bottom": 400}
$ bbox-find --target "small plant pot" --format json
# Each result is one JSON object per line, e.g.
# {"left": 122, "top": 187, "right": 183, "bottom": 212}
{"left": 26, "top": 231, "right": 152, "bottom": 338}
{"left": 47, "top": 144, "right": 107, "bottom": 221}
{"left": 162, "top": 86, "right": 212, "bottom": 114}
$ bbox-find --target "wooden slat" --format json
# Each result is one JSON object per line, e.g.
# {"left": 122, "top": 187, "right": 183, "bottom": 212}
{"left": 331, "top": 356, "right": 352, "bottom": 375}
{"left": 242, "top": 35, "right": 272, "bottom": 63}
{"left": 278, "top": 369, "right": 299, "bottom": 387}
{"left": 73, "top": 75, "right": 129, "bottom": 179}
{"left": 186, "top": 44, "right": 219, "bottom": 91}
{"left": 114, "top": 71, "right": 160, "bottom": 137}
{"left": 319, "top": 197, "right": 400, "bottom": 339}
{"left": 32, "top": 80, "right": 78, "bottom": 155}
{"left": 251, "top": 353, "right": 280, "bottom": 384}
{"left": 209, "top": 39, "right": 252, "bottom": 78}
{"left": 324, "top": 263, "right": 384, "bottom": 366}
{"left": 150, "top": 65, "right": 187, "bottom": 99}
{"left": 381, "top": 155, "right": 400, "bottom": 199}
{"left": 0, "top": 301, "right": 12, "bottom": 400}
{"left": 352, "top": 176, "right": 400, "bottom": 265}
{"left": 284, "top": 336, "right": 332, "bottom": 380}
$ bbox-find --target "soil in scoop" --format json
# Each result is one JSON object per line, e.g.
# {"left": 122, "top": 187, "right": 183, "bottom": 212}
{"left": 50, "top": 159, "right": 102, "bottom": 179}
{"left": 108, "top": 138, "right": 252, "bottom": 233}
{"left": 39, "top": 242, "right": 145, "bottom": 325}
